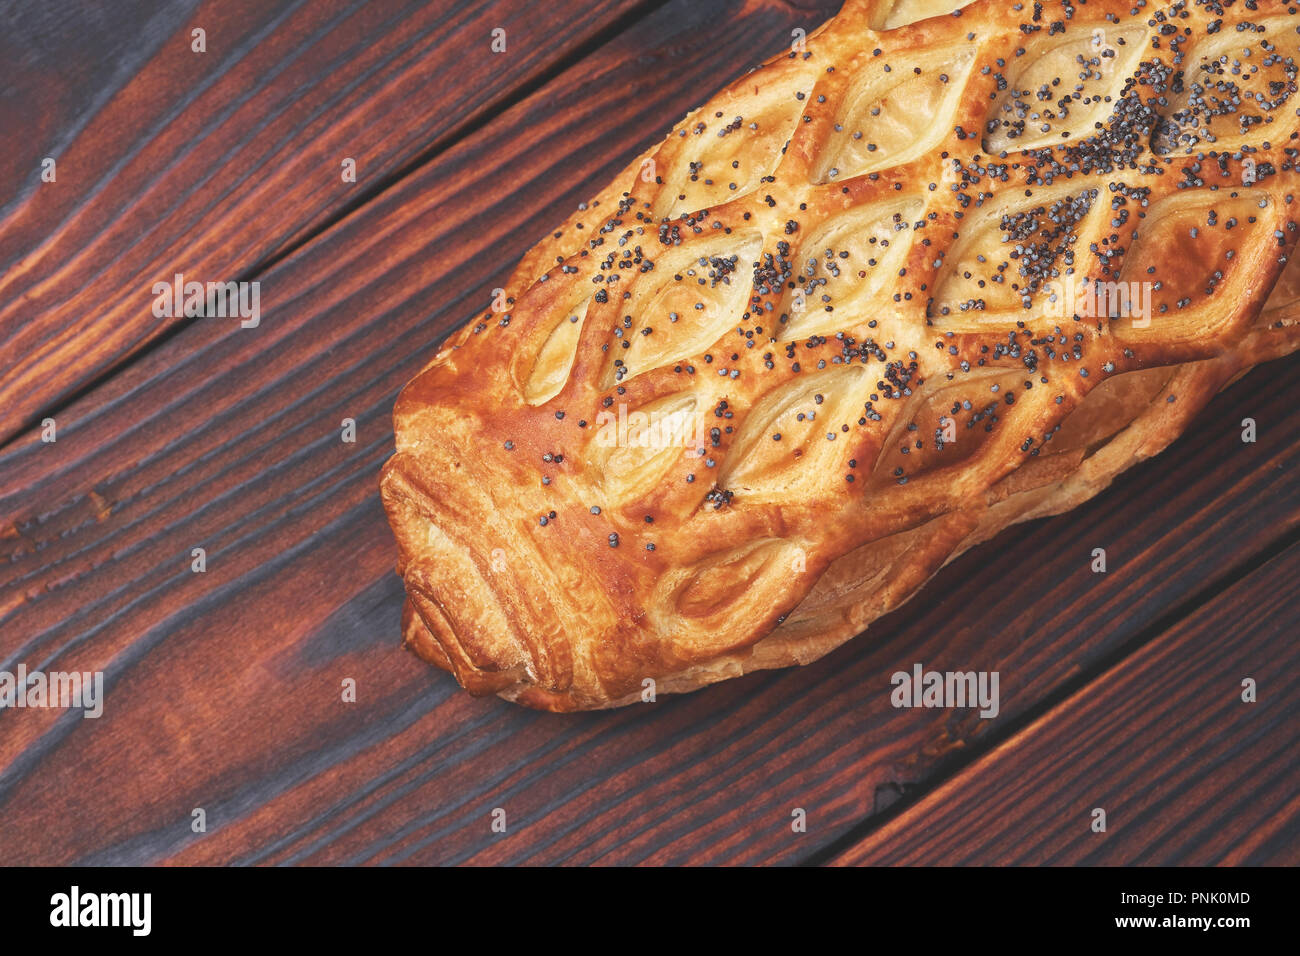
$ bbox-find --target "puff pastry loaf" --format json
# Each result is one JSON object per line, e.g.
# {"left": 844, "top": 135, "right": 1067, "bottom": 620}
{"left": 382, "top": 0, "right": 1300, "bottom": 710}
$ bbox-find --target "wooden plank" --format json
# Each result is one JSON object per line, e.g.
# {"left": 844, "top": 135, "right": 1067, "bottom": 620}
{"left": 2, "top": 370, "right": 1292, "bottom": 866}
{"left": 0, "top": 0, "right": 851, "bottom": 866}
{"left": 0, "top": 0, "right": 212, "bottom": 212}
{"left": 0, "top": 0, "right": 657, "bottom": 445}
{"left": 0, "top": 0, "right": 1296, "bottom": 865}
{"left": 827, "top": 543, "right": 1300, "bottom": 867}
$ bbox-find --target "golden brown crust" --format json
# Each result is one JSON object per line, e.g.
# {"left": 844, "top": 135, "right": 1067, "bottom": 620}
{"left": 382, "top": 0, "right": 1300, "bottom": 710}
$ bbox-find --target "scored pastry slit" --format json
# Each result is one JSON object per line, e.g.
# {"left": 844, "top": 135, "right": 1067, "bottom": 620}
{"left": 381, "top": 0, "right": 1300, "bottom": 710}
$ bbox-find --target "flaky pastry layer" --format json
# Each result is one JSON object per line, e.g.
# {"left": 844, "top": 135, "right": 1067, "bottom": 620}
{"left": 383, "top": 0, "right": 1300, "bottom": 710}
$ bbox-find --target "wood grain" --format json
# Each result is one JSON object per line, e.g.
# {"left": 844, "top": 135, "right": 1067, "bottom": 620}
{"left": 0, "top": 0, "right": 657, "bottom": 445}
{"left": 828, "top": 543, "right": 1300, "bottom": 866}
{"left": 0, "top": 0, "right": 1295, "bottom": 866}
{"left": 0, "top": 0, "right": 214, "bottom": 213}
{"left": 0, "top": 0, "right": 861, "bottom": 866}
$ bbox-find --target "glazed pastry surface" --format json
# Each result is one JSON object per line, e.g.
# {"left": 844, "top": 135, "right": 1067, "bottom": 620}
{"left": 382, "top": 0, "right": 1300, "bottom": 710}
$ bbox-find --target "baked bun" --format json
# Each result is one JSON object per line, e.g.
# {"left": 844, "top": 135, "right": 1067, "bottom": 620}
{"left": 382, "top": 0, "right": 1300, "bottom": 710}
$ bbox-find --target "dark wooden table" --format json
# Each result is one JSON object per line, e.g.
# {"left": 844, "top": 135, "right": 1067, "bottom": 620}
{"left": 1, "top": 0, "right": 1296, "bottom": 866}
